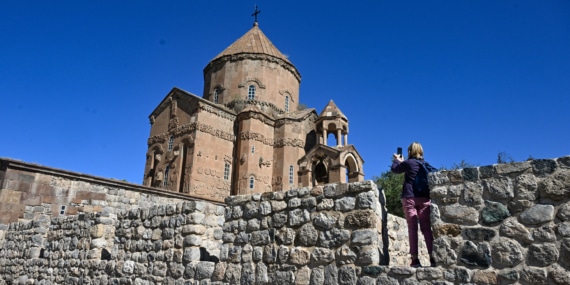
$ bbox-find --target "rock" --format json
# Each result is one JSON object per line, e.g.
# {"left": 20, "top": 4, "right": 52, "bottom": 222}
{"left": 538, "top": 171, "right": 570, "bottom": 200}
{"left": 472, "top": 270, "right": 498, "bottom": 285}
{"left": 255, "top": 262, "right": 269, "bottom": 284}
{"left": 338, "top": 266, "right": 357, "bottom": 285}
{"left": 335, "top": 197, "right": 356, "bottom": 212}
{"left": 520, "top": 267, "right": 547, "bottom": 284}
{"left": 288, "top": 209, "right": 310, "bottom": 226}
{"left": 499, "top": 218, "right": 534, "bottom": 244}
{"left": 336, "top": 245, "right": 357, "bottom": 265}
{"left": 310, "top": 266, "right": 325, "bottom": 285}
{"left": 311, "top": 248, "right": 335, "bottom": 265}
{"left": 356, "top": 191, "right": 377, "bottom": 210}
{"left": 313, "top": 212, "right": 338, "bottom": 230}
{"left": 532, "top": 159, "right": 558, "bottom": 174}
{"left": 440, "top": 205, "right": 479, "bottom": 225}
{"left": 351, "top": 229, "right": 377, "bottom": 246}
{"left": 296, "top": 266, "right": 311, "bottom": 285}
{"left": 324, "top": 183, "right": 348, "bottom": 198}
{"left": 324, "top": 264, "right": 339, "bottom": 285}
{"left": 528, "top": 243, "right": 559, "bottom": 266}
{"left": 355, "top": 245, "right": 379, "bottom": 266}
{"left": 483, "top": 177, "right": 514, "bottom": 200}
{"left": 250, "top": 230, "right": 271, "bottom": 246}
{"left": 289, "top": 247, "right": 311, "bottom": 266}
{"left": 275, "top": 227, "right": 295, "bottom": 245}
{"left": 463, "top": 227, "right": 496, "bottom": 241}
{"left": 345, "top": 210, "right": 376, "bottom": 229}
{"left": 518, "top": 204, "right": 555, "bottom": 225}
{"left": 297, "top": 223, "right": 318, "bottom": 246}
{"left": 481, "top": 200, "right": 510, "bottom": 225}
{"left": 318, "top": 228, "right": 350, "bottom": 248}
{"left": 460, "top": 241, "right": 491, "bottom": 268}
{"left": 490, "top": 238, "right": 524, "bottom": 268}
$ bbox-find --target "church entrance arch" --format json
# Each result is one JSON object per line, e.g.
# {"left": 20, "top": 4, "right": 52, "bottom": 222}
{"left": 344, "top": 154, "right": 359, "bottom": 183}
{"left": 313, "top": 160, "right": 328, "bottom": 185}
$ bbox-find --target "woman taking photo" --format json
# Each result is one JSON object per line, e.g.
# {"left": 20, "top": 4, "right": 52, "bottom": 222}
{"left": 391, "top": 142, "right": 436, "bottom": 268}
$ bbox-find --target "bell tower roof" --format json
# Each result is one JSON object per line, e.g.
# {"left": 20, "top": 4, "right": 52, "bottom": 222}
{"left": 318, "top": 100, "right": 347, "bottom": 121}
{"left": 211, "top": 23, "right": 291, "bottom": 64}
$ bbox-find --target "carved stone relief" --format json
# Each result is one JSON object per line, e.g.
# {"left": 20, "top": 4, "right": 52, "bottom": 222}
{"left": 239, "top": 173, "right": 273, "bottom": 193}
{"left": 148, "top": 122, "right": 235, "bottom": 146}
{"left": 271, "top": 176, "right": 283, "bottom": 192}
{"left": 169, "top": 96, "right": 177, "bottom": 118}
{"left": 191, "top": 178, "right": 229, "bottom": 201}
{"left": 168, "top": 118, "right": 179, "bottom": 131}
{"left": 239, "top": 130, "right": 304, "bottom": 148}
{"left": 259, "top": 157, "right": 271, "bottom": 168}
{"left": 182, "top": 168, "right": 191, "bottom": 193}
{"left": 199, "top": 104, "right": 236, "bottom": 121}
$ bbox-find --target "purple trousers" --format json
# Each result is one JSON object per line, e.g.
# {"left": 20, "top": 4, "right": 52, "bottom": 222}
{"left": 401, "top": 197, "right": 434, "bottom": 256}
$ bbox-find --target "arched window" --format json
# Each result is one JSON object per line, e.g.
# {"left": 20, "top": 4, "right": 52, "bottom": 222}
{"left": 224, "top": 162, "right": 230, "bottom": 180}
{"left": 213, "top": 89, "right": 219, "bottom": 103}
{"left": 289, "top": 165, "right": 294, "bottom": 184}
{"left": 168, "top": 136, "right": 174, "bottom": 151}
{"left": 285, "top": 96, "right": 290, "bottom": 112}
{"left": 163, "top": 166, "right": 170, "bottom": 187}
{"left": 248, "top": 85, "right": 256, "bottom": 100}
{"left": 249, "top": 176, "right": 255, "bottom": 190}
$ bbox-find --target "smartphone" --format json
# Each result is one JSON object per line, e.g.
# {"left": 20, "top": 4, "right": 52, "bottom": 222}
{"left": 397, "top": 147, "right": 402, "bottom": 157}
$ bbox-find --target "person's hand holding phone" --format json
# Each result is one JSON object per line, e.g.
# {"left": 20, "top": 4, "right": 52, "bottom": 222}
{"left": 393, "top": 147, "right": 404, "bottom": 162}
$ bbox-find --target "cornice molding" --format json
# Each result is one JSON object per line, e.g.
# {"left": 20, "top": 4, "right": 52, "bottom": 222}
{"left": 204, "top": 53, "right": 301, "bottom": 83}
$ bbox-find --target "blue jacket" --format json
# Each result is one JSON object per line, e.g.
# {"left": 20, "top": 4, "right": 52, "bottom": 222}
{"left": 391, "top": 158, "right": 430, "bottom": 198}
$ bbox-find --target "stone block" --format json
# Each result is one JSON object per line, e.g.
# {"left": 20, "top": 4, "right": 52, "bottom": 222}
{"left": 345, "top": 210, "right": 377, "bottom": 229}
{"left": 65, "top": 206, "right": 78, "bottom": 215}
{"left": 17, "top": 181, "right": 32, "bottom": 192}
{"left": 532, "top": 159, "right": 558, "bottom": 175}
{"left": 90, "top": 224, "right": 106, "bottom": 238}
{"left": 519, "top": 204, "right": 555, "bottom": 225}
{"left": 0, "top": 189, "right": 21, "bottom": 204}
{"left": 20, "top": 192, "right": 41, "bottom": 206}
{"left": 472, "top": 270, "right": 497, "bottom": 284}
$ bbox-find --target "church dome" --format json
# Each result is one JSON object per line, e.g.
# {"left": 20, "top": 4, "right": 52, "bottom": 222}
{"left": 211, "top": 22, "right": 291, "bottom": 64}
{"left": 202, "top": 22, "right": 301, "bottom": 113}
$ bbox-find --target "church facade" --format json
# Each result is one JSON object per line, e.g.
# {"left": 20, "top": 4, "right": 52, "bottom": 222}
{"left": 143, "top": 22, "right": 364, "bottom": 202}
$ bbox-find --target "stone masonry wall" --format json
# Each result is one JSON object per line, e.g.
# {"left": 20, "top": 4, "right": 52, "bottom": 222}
{"left": 219, "top": 181, "right": 385, "bottom": 284}
{"left": 428, "top": 156, "right": 570, "bottom": 285}
{"left": 0, "top": 200, "right": 225, "bottom": 285}
{"left": 1, "top": 156, "right": 570, "bottom": 284}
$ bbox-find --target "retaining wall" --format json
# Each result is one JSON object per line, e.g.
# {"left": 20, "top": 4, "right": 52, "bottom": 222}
{"left": 1, "top": 156, "right": 570, "bottom": 284}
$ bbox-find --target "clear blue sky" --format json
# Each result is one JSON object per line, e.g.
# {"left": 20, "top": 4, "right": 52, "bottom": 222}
{"left": 1, "top": 1, "right": 569, "bottom": 183}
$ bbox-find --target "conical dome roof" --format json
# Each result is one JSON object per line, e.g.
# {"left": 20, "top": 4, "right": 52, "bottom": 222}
{"left": 318, "top": 100, "right": 347, "bottom": 120}
{"left": 212, "top": 23, "right": 291, "bottom": 64}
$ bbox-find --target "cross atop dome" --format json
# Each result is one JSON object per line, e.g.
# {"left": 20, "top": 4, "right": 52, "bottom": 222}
{"left": 251, "top": 5, "right": 261, "bottom": 25}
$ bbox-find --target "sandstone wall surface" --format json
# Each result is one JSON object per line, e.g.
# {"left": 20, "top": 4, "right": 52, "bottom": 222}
{"left": 0, "top": 158, "right": 220, "bottom": 225}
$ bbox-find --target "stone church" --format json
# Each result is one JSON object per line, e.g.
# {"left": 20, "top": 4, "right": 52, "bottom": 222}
{"left": 143, "top": 21, "right": 364, "bottom": 202}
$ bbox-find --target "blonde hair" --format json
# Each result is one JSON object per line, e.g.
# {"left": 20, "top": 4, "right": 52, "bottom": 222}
{"left": 408, "top": 142, "right": 424, "bottom": 159}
